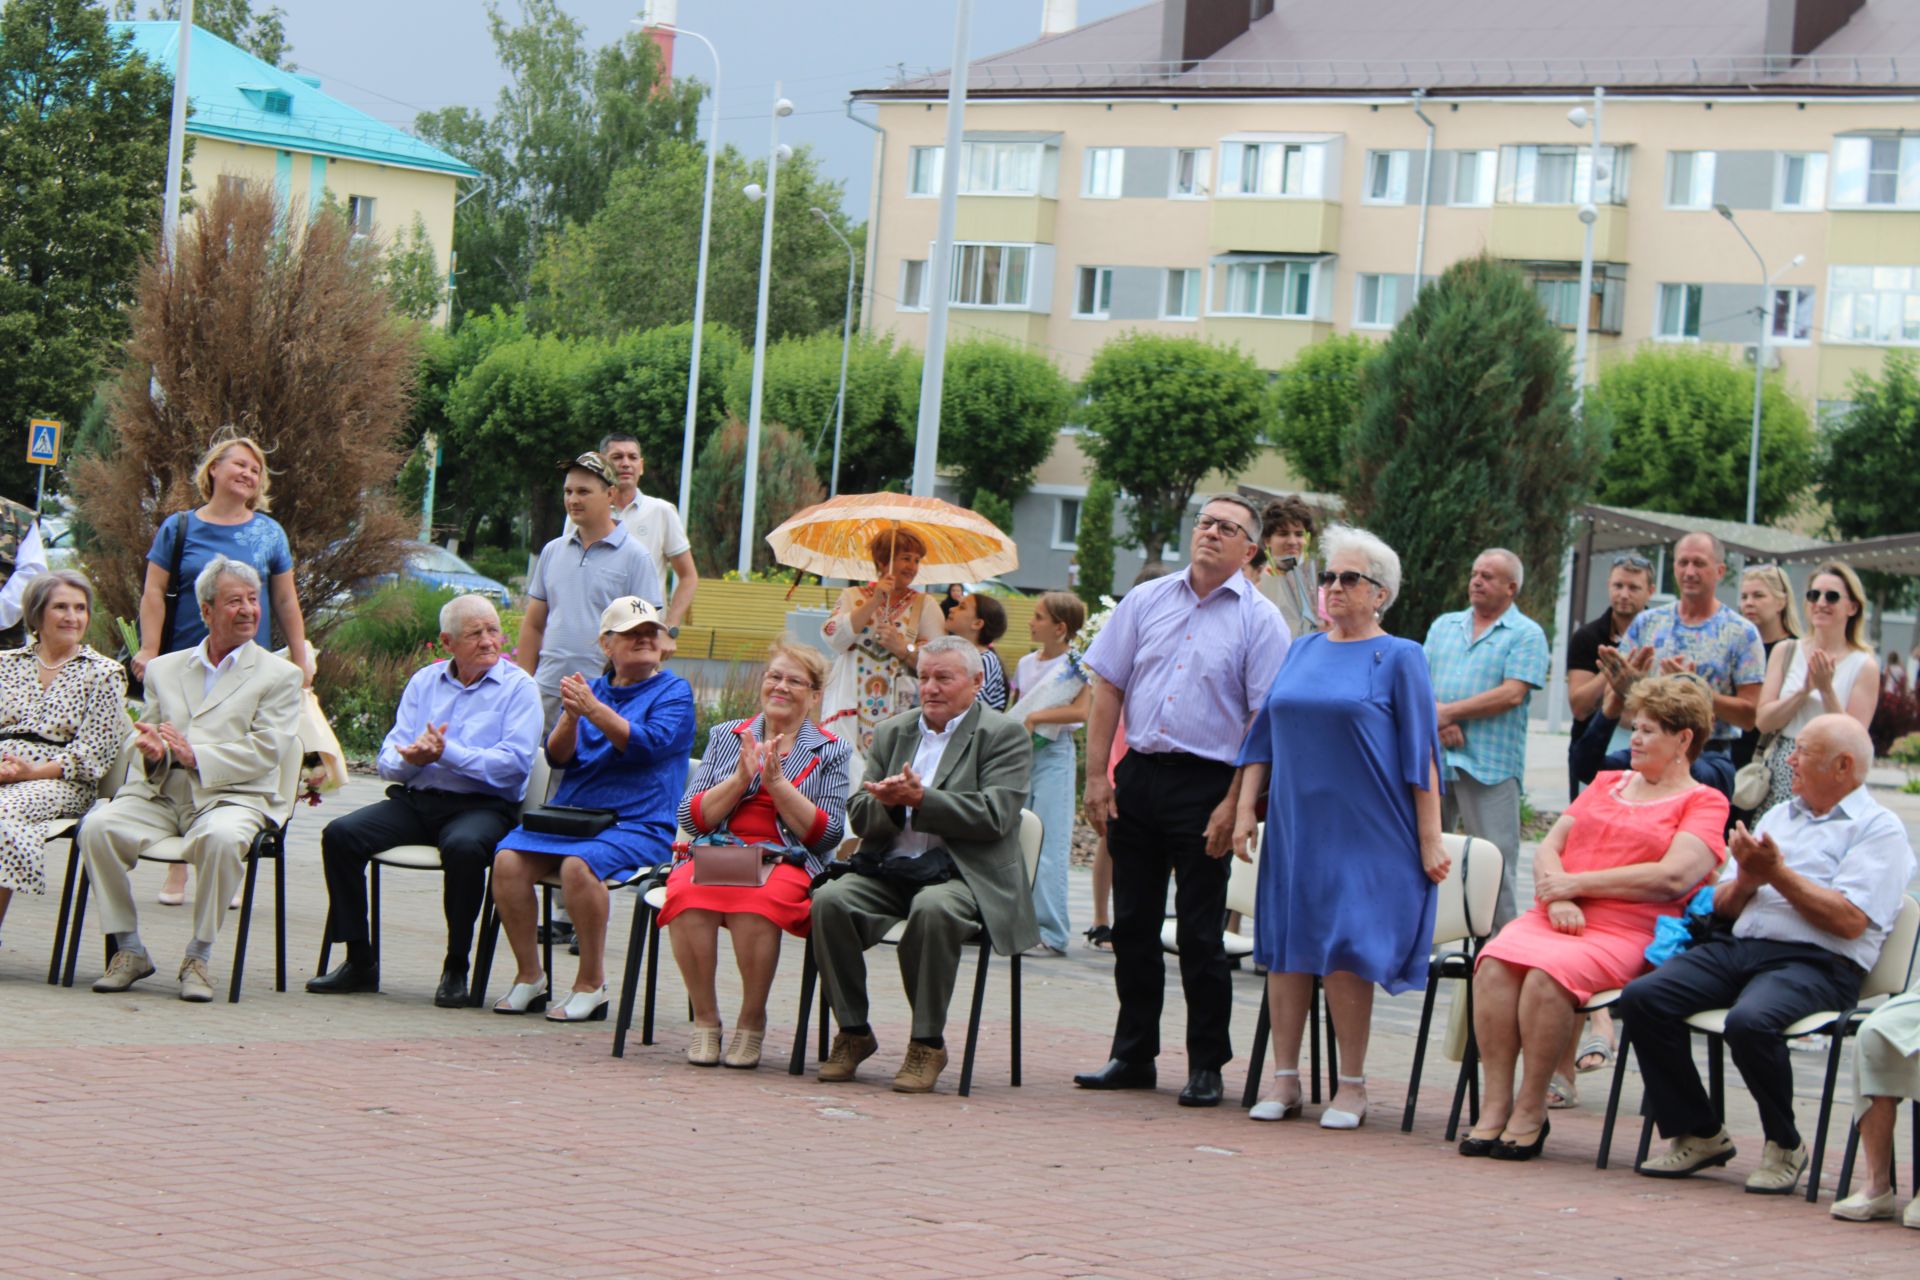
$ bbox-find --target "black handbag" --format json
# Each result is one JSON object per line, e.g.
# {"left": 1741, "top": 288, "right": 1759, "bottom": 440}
{"left": 116, "top": 512, "right": 189, "bottom": 700}
{"left": 519, "top": 805, "right": 618, "bottom": 838}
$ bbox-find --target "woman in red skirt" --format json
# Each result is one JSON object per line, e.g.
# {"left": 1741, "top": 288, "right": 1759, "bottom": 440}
{"left": 665, "top": 640, "right": 851, "bottom": 1068}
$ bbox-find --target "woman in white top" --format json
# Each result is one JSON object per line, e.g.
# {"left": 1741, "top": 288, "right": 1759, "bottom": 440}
{"left": 1007, "top": 591, "right": 1090, "bottom": 956}
{"left": 1753, "top": 562, "right": 1879, "bottom": 817}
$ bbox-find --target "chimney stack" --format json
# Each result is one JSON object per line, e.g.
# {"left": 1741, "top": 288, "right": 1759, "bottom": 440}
{"left": 641, "top": 0, "right": 678, "bottom": 81}
{"left": 1041, "top": 0, "right": 1078, "bottom": 36}
{"left": 1763, "top": 0, "right": 1864, "bottom": 65}
{"left": 1161, "top": 0, "right": 1272, "bottom": 71}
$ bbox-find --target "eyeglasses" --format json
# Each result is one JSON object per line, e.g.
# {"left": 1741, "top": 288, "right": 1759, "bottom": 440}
{"left": 1805, "top": 588, "right": 1850, "bottom": 606}
{"left": 1318, "top": 570, "right": 1385, "bottom": 590}
{"left": 764, "top": 672, "right": 816, "bottom": 690}
{"left": 1194, "top": 515, "right": 1254, "bottom": 540}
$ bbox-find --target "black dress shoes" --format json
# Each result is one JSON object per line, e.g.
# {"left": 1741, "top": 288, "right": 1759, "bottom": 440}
{"left": 1178, "top": 1069, "right": 1224, "bottom": 1107}
{"left": 1073, "top": 1058, "right": 1157, "bottom": 1090}
{"left": 306, "top": 961, "right": 379, "bottom": 995}
{"left": 434, "top": 967, "right": 470, "bottom": 1008}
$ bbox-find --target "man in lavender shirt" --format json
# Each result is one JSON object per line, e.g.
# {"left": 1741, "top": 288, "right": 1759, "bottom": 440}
{"left": 1074, "top": 493, "right": 1291, "bottom": 1107}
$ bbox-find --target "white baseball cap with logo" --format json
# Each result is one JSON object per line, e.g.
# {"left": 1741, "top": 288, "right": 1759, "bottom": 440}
{"left": 599, "top": 596, "right": 665, "bottom": 635}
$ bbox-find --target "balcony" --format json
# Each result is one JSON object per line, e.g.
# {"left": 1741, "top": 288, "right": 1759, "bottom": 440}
{"left": 1827, "top": 211, "right": 1920, "bottom": 265}
{"left": 1488, "top": 204, "right": 1627, "bottom": 263}
{"left": 1208, "top": 200, "right": 1341, "bottom": 256}
{"left": 955, "top": 196, "right": 1056, "bottom": 245}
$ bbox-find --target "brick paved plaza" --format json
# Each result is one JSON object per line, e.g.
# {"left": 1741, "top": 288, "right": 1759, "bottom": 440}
{"left": 4, "top": 739, "right": 1916, "bottom": 1280}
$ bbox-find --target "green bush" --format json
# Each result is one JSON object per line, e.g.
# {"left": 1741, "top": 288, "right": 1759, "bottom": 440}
{"left": 693, "top": 663, "right": 765, "bottom": 750}
{"left": 1889, "top": 732, "right": 1920, "bottom": 767}
{"left": 463, "top": 545, "right": 530, "bottom": 589}
{"left": 325, "top": 581, "right": 459, "bottom": 661}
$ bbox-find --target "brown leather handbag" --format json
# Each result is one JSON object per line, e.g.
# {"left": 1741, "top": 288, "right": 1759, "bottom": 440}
{"left": 689, "top": 840, "right": 778, "bottom": 887}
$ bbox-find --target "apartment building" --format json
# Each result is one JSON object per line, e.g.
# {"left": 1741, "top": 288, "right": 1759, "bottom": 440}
{"left": 117, "top": 22, "right": 479, "bottom": 321}
{"left": 853, "top": 0, "right": 1920, "bottom": 592}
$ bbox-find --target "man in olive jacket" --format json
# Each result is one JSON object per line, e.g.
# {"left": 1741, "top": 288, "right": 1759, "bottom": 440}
{"left": 811, "top": 635, "right": 1037, "bottom": 1094}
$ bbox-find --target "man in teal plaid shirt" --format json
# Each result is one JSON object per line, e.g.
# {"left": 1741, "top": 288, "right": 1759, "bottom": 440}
{"left": 1423, "top": 549, "right": 1549, "bottom": 928}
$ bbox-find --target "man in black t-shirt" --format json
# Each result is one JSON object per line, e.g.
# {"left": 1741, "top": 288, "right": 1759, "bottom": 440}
{"left": 1566, "top": 554, "right": 1656, "bottom": 776}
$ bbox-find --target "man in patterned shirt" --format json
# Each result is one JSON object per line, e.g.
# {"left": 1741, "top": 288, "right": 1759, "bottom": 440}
{"left": 1423, "top": 549, "right": 1549, "bottom": 929}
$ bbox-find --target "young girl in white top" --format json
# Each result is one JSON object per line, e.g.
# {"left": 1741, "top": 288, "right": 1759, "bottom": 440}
{"left": 1753, "top": 561, "right": 1880, "bottom": 818}
{"left": 1008, "top": 592, "right": 1091, "bottom": 956}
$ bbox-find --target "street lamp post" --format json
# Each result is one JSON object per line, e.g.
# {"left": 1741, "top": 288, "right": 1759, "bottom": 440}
{"left": 811, "top": 207, "right": 856, "bottom": 499}
{"left": 161, "top": 0, "right": 195, "bottom": 252}
{"left": 1565, "top": 87, "right": 1605, "bottom": 417}
{"left": 1715, "top": 203, "right": 1804, "bottom": 526}
{"left": 738, "top": 90, "right": 795, "bottom": 577}
{"left": 909, "top": 0, "right": 975, "bottom": 498}
{"left": 635, "top": 17, "right": 721, "bottom": 526}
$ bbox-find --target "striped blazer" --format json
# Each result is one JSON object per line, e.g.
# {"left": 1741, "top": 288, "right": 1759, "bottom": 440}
{"left": 678, "top": 715, "right": 851, "bottom": 876}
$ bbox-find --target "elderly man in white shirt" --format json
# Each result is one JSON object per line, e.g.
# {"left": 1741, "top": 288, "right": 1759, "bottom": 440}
{"left": 1620, "top": 713, "right": 1916, "bottom": 1195}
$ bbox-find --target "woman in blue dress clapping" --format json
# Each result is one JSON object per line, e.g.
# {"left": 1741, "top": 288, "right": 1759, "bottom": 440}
{"left": 490, "top": 597, "right": 695, "bottom": 1022}
{"left": 1232, "top": 525, "right": 1449, "bottom": 1130}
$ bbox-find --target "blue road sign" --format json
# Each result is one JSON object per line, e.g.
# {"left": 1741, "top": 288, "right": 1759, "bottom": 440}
{"left": 27, "top": 419, "right": 62, "bottom": 467}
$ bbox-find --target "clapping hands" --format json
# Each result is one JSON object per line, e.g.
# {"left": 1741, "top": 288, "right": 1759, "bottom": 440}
{"left": 863, "top": 763, "right": 925, "bottom": 809}
{"left": 559, "top": 672, "right": 602, "bottom": 721}
{"left": 133, "top": 721, "right": 196, "bottom": 769}
{"left": 397, "top": 720, "right": 448, "bottom": 767}
{"left": 1728, "top": 820, "right": 1784, "bottom": 885}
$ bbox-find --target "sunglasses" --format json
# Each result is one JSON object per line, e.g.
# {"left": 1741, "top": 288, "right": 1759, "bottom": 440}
{"left": 1805, "top": 588, "right": 1851, "bottom": 606}
{"left": 1611, "top": 554, "right": 1652, "bottom": 570}
{"left": 1318, "top": 570, "right": 1385, "bottom": 590}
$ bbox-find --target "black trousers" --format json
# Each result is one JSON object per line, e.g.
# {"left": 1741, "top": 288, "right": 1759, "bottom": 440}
{"left": 1618, "top": 934, "right": 1863, "bottom": 1148}
{"left": 320, "top": 787, "right": 517, "bottom": 971}
{"left": 1107, "top": 751, "right": 1236, "bottom": 1071}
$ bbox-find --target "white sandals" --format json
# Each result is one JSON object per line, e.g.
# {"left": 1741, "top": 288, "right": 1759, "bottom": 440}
{"left": 1321, "top": 1075, "right": 1369, "bottom": 1130}
{"left": 493, "top": 975, "right": 549, "bottom": 1014}
{"left": 1250, "top": 1069, "right": 1303, "bottom": 1122}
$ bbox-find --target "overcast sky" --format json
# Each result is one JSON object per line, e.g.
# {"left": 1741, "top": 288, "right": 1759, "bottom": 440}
{"left": 277, "top": 1, "right": 1143, "bottom": 215}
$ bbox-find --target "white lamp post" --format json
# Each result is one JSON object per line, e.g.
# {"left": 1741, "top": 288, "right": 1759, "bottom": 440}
{"left": 738, "top": 91, "right": 794, "bottom": 576}
{"left": 1716, "top": 202, "right": 1804, "bottom": 526}
{"left": 811, "top": 207, "right": 856, "bottom": 499}
{"left": 633, "top": 13, "right": 721, "bottom": 525}
{"left": 160, "top": 0, "right": 195, "bottom": 252}
{"left": 1565, "top": 87, "right": 1605, "bottom": 418}
{"left": 909, "top": 0, "right": 975, "bottom": 498}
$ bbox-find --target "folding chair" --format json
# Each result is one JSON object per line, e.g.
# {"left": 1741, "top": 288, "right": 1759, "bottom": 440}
{"left": 1397, "top": 835, "right": 1501, "bottom": 1135}
{"left": 60, "top": 750, "right": 303, "bottom": 1003}
{"left": 317, "top": 754, "right": 552, "bottom": 990}
{"left": 45, "top": 729, "right": 137, "bottom": 985}
{"left": 1609, "top": 893, "right": 1920, "bottom": 1202}
{"left": 609, "top": 862, "right": 678, "bottom": 1058}
{"left": 785, "top": 809, "right": 1043, "bottom": 1096}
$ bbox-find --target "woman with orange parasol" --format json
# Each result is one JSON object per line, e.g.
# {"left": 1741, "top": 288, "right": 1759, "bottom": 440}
{"left": 818, "top": 528, "right": 945, "bottom": 771}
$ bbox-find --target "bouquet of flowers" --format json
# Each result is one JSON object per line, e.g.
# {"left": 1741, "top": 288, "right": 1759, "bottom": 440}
{"left": 1007, "top": 648, "right": 1091, "bottom": 748}
{"left": 1074, "top": 596, "right": 1118, "bottom": 660}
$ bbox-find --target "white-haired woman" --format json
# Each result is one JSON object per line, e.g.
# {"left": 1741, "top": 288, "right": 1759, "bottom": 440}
{"left": 134, "top": 435, "right": 312, "bottom": 905}
{"left": 0, "top": 572, "right": 128, "bottom": 935}
{"left": 1231, "top": 525, "right": 1447, "bottom": 1129}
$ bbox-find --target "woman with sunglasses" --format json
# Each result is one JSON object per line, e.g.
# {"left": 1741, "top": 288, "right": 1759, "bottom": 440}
{"left": 1231, "top": 524, "right": 1447, "bottom": 1130}
{"left": 1733, "top": 565, "right": 1804, "bottom": 773}
{"left": 1752, "top": 562, "right": 1879, "bottom": 818}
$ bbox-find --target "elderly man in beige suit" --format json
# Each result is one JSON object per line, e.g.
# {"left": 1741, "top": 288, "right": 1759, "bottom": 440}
{"left": 810, "top": 635, "right": 1036, "bottom": 1094}
{"left": 84, "top": 555, "right": 302, "bottom": 1002}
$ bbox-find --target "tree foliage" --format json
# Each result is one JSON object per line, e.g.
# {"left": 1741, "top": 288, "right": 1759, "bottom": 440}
{"left": 113, "top": 0, "right": 290, "bottom": 67}
{"left": 443, "top": 330, "right": 587, "bottom": 549}
{"left": 413, "top": 0, "right": 702, "bottom": 323}
{"left": 971, "top": 489, "right": 1013, "bottom": 536}
{"left": 1075, "top": 476, "right": 1116, "bottom": 607}
{"left": 530, "top": 139, "right": 859, "bottom": 344}
{"left": 69, "top": 182, "right": 418, "bottom": 628}
{"left": 688, "top": 419, "right": 824, "bottom": 577}
{"left": 723, "top": 329, "right": 918, "bottom": 495}
{"left": 0, "top": 0, "right": 173, "bottom": 501}
{"left": 1345, "top": 255, "right": 1601, "bottom": 641}
{"left": 1079, "top": 333, "right": 1270, "bottom": 564}
{"left": 1820, "top": 349, "right": 1920, "bottom": 619}
{"left": 938, "top": 338, "right": 1073, "bottom": 507}
{"left": 1272, "top": 334, "right": 1377, "bottom": 493}
{"left": 574, "top": 321, "right": 744, "bottom": 499}
{"left": 379, "top": 215, "right": 447, "bottom": 322}
{"left": 1587, "top": 344, "right": 1814, "bottom": 523}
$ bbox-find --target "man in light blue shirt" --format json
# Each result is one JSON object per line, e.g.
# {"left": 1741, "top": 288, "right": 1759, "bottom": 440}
{"left": 1621, "top": 715, "right": 1916, "bottom": 1195}
{"left": 1423, "top": 548, "right": 1548, "bottom": 927}
{"left": 311, "top": 594, "right": 543, "bottom": 1008}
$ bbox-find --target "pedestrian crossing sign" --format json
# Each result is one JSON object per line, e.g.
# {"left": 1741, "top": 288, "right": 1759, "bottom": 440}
{"left": 27, "top": 420, "right": 61, "bottom": 467}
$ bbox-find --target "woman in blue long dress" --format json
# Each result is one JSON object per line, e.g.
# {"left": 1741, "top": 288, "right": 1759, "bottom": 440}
{"left": 490, "top": 598, "right": 695, "bottom": 1022}
{"left": 1232, "top": 525, "right": 1449, "bottom": 1130}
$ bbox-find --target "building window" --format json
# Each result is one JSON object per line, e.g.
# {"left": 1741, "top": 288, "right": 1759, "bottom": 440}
{"left": 1828, "top": 266, "right": 1920, "bottom": 345}
{"left": 1771, "top": 286, "right": 1814, "bottom": 343}
{"left": 1354, "top": 273, "right": 1398, "bottom": 328}
{"left": 1217, "top": 260, "right": 1318, "bottom": 318}
{"left": 1500, "top": 144, "right": 1624, "bottom": 205}
{"left": 1450, "top": 149, "right": 1496, "bottom": 206}
{"left": 964, "top": 141, "right": 1044, "bottom": 196}
{"left": 908, "top": 146, "right": 943, "bottom": 196}
{"left": 347, "top": 195, "right": 375, "bottom": 237}
{"left": 1655, "top": 283, "right": 1703, "bottom": 340}
{"left": 1053, "top": 498, "right": 1082, "bottom": 550}
{"left": 950, "top": 243, "right": 1032, "bottom": 308}
{"left": 1775, "top": 151, "right": 1828, "bottom": 210}
{"left": 1524, "top": 264, "right": 1624, "bottom": 333}
{"left": 1163, "top": 267, "right": 1200, "bottom": 320}
{"left": 1083, "top": 147, "right": 1124, "bottom": 198}
{"left": 1171, "top": 148, "right": 1209, "bottom": 198}
{"left": 900, "top": 259, "right": 928, "bottom": 310}
{"left": 1364, "top": 150, "right": 1409, "bottom": 204}
{"left": 1833, "top": 136, "right": 1920, "bottom": 208}
{"left": 1665, "top": 151, "right": 1716, "bottom": 209}
{"left": 1220, "top": 140, "right": 1325, "bottom": 198}
{"left": 1074, "top": 266, "right": 1113, "bottom": 318}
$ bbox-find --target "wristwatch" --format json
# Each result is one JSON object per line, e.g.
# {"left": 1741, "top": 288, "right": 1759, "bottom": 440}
{"left": 667, "top": 626, "right": 680, "bottom": 639}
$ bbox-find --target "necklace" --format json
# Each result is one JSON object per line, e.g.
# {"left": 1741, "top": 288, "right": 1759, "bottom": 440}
{"left": 35, "top": 647, "right": 78, "bottom": 672}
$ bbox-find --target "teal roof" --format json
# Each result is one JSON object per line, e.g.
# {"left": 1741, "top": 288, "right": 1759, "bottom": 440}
{"left": 114, "top": 22, "right": 481, "bottom": 179}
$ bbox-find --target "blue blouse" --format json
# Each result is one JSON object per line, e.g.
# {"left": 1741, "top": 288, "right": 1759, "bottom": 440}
{"left": 550, "top": 671, "right": 697, "bottom": 841}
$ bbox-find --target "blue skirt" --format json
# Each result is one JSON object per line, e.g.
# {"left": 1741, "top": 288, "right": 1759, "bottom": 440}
{"left": 496, "top": 822, "right": 672, "bottom": 881}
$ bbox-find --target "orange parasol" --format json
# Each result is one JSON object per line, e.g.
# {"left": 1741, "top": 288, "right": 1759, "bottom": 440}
{"left": 765, "top": 492, "right": 1018, "bottom": 586}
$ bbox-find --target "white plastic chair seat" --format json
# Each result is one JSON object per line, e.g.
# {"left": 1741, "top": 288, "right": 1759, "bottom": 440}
{"left": 372, "top": 844, "right": 445, "bottom": 870}
{"left": 137, "top": 836, "right": 190, "bottom": 864}
{"left": 1579, "top": 987, "right": 1623, "bottom": 1014}
{"left": 1159, "top": 917, "right": 1255, "bottom": 957}
{"left": 643, "top": 884, "right": 668, "bottom": 912}
{"left": 1682, "top": 1007, "right": 1841, "bottom": 1039}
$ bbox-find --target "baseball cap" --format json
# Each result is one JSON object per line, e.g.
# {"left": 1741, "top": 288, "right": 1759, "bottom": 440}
{"left": 599, "top": 596, "right": 665, "bottom": 635}
{"left": 560, "top": 452, "right": 617, "bottom": 486}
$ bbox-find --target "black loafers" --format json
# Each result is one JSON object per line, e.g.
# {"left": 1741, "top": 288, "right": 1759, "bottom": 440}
{"left": 1178, "top": 1068, "right": 1224, "bottom": 1108}
{"left": 434, "top": 967, "right": 469, "bottom": 1008}
{"left": 306, "top": 961, "right": 379, "bottom": 995}
{"left": 1073, "top": 1058, "right": 1157, "bottom": 1090}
